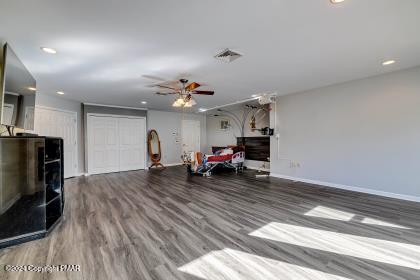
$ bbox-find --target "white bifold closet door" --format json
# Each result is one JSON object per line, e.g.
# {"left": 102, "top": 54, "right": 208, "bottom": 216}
{"left": 87, "top": 115, "right": 146, "bottom": 175}
{"left": 119, "top": 118, "right": 145, "bottom": 172}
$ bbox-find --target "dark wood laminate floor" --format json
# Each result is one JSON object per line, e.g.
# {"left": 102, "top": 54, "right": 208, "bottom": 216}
{"left": 1, "top": 166, "right": 420, "bottom": 280}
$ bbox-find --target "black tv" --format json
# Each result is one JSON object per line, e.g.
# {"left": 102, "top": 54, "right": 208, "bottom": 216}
{"left": 0, "top": 43, "right": 36, "bottom": 134}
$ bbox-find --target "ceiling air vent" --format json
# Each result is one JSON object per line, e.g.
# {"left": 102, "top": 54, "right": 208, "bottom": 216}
{"left": 214, "top": 48, "right": 242, "bottom": 63}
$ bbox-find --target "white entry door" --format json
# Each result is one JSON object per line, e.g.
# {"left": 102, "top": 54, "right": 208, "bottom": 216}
{"left": 87, "top": 115, "right": 146, "bottom": 175}
{"left": 35, "top": 107, "right": 78, "bottom": 178}
{"left": 182, "top": 120, "right": 200, "bottom": 154}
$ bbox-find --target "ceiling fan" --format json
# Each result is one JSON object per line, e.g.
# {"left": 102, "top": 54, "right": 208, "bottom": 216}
{"left": 145, "top": 76, "right": 214, "bottom": 107}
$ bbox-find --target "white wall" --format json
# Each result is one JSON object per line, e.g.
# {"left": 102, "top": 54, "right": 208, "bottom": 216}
{"left": 36, "top": 93, "right": 84, "bottom": 174}
{"left": 206, "top": 115, "right": 237, "bottom": 149}
{"left": 207, "top": 107, "right": 270, "bottom": 147}
{"left": 271, "top": 66, "right": 420, "bottom": 199}
{"left": 147, "top": 110, "right": 207, "bottom": 165}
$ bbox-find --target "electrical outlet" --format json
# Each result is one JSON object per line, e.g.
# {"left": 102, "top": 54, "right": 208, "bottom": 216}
{"left": 290, "top": 161, "right": 301, "bottom": 168}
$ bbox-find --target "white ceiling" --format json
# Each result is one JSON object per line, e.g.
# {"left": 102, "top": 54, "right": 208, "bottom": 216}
{"left": 1, "top": 0, "right": 420, "bottom": 111}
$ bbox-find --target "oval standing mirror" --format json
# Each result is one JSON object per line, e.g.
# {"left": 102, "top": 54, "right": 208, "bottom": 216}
{"left": 148, "top": 129, "right": 164, "bottom": 168}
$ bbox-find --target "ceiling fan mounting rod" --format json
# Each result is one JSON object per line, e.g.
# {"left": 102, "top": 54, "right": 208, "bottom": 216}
{"left": 179, "top": 79, "right": 189, "bottom": 85}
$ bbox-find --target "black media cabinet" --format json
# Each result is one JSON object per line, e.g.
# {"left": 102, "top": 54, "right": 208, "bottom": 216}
{"left": 0, "top": 136, "right": 64, "bottom": 249}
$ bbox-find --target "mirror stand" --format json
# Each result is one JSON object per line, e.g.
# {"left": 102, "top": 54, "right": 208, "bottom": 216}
{"left": 148, "top": 129, "right": 165, "bottom": 169}
{"left": 150, "top": 161, "right": 165, "bottom": 169}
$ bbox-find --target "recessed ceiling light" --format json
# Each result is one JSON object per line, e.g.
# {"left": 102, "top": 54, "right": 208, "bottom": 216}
{"left": 330, "top": 0, "right": 345, "bottom": 3}
{"left": 141, "top": 101, "right": 147, "bottom": 104}
{"left": 382, "top": 60, "right": 396, "bottom": 66}
{"left": 27, "top": 87, "right": 37, "bottom": 91}
{"left": 56, "top": 91, "right": 65, "bottom": 95}
{"left": 41, "top": 47, "right": 57, "bottom": 54}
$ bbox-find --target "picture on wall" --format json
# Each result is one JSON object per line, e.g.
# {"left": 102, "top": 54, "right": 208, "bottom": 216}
{"left": 220, "top": 120, "right": 230, "bottom": 130}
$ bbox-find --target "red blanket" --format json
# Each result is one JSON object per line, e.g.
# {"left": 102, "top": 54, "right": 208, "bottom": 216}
{"left": 207, "top": 154, "right": 233, "bottom": 162}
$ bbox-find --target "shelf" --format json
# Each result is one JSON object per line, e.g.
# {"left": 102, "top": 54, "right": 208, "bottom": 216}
{"left": 45, "top": 161, "right": 61, "bottom": 193}
{"left": 46, "top": 195, "right": 62, "bottom": 230}
{"left": 45, "top": 138, "right": 61, "bottom": 162}
{"left": 45, "top": 194, "right": 61, "bottom": 206}
{"left": 46, "top": 186, "right": 61, "bottom": 199}
{"left": 45, "top": 159, "right": 61, "bottom": 164}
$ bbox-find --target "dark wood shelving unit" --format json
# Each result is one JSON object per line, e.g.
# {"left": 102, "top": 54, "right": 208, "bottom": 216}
{"left": 0, "top": 136, "right": 64, "bottom": 249}
{"left": 237, "top": 136, "right": 270, "bottom": 162}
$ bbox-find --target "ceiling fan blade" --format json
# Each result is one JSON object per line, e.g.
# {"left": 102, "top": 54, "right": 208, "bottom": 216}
{"left": 186, "top": 82, "right": 201, "bottom": 92}
{"left": 155, "top": 84, "right": 180, "bottom": 91}
{"left": 146, "top": 81, "right": 179, "bottom": 88}
{"left": 142, "top": 75, "right": 167, "bottom": 81}
{"left": 191, "top": 90, "right": 214, "bottom": 95}
{"left": 155, "top": 91, "right": 177, "bottom": 96}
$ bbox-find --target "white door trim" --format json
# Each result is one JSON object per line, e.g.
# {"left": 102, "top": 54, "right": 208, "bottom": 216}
{"left": 86, "top": 113, "right": 147, "bottom": 174}
{"left": 35, "top": 105, "right": 79, "bottom": 178}
{"left": 37, "top": 105, "right": 78, "bottom": 115}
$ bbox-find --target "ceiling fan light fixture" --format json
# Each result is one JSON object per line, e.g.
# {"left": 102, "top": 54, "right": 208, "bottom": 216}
{"left": 184, "top": 98, "right": 197, "bottom": 108}
{"left": 178, "top": 97, "right": 186, "bottom": 105}
{"left": 172, "top": 97, "right": 185, "bottom": 107}
{"left": 172, "top": 100, "right": 182, "bottom": 107}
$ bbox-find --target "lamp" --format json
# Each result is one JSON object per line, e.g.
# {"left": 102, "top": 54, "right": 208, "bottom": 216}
{"left": 172, "top": 97, "right": 185, "bottom": 107}
{"left": 184, "top": 97, "right": 197, "bottom": 108}
{"left": 172, "top": 95, "right": 197, "bottom": 108}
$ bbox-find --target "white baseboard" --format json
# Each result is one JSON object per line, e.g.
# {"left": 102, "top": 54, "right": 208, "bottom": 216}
{"left": 162, "top": 162, "right": 184, "bottom": 167}
{"left": 246, "top": 166, "right": 270, "bottom": 172}
{"left": 270, "top": 173, "right": 420, "bottom": 203}
{"left": 82, "top": 166, "right": 152, "bottom": 176}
